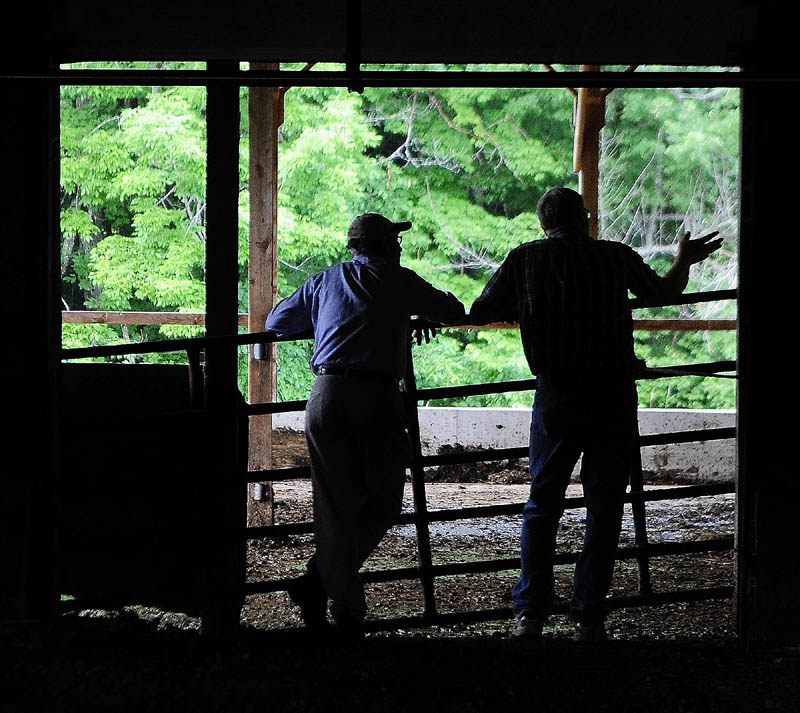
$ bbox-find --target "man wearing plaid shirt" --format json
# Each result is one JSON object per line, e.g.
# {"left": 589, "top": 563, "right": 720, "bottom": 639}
{"left": 469, "top": 187, "right": 721, "bottom": 641}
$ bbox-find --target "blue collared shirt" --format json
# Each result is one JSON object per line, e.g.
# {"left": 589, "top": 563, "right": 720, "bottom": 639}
{"left": 266, "top": 255, "right": 465, "bottom": 378}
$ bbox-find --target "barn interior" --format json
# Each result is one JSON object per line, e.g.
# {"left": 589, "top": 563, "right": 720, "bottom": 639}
{"left": 1, "top": 2, "right": 799, "bottom": 710}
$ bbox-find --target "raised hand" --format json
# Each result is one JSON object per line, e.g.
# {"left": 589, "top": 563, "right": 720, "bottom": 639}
{"left": 677, "top": 230, "right": 723, "bottom": 265}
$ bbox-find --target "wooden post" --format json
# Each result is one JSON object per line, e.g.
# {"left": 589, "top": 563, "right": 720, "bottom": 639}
{"left": 573, "top": 65, "right": 605, "bottom": 238}
{"left": 737, "top": 64, "right": 800, "bottom": 644}
{"left": 201, "top": 60, "right": 245, "bottom": 638}
{"left": 3, "top": 63, "right": 62, "bottom": 620}
{"left": 247, "top": 63, "right": 283, "bottom": 527}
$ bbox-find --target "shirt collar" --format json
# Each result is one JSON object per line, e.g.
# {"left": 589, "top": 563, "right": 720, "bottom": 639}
{"left": 546, "top": 228, "right": 592, "bottom": 242}
{"left": 353, "top": 253, "right": 398, "bottom": 268}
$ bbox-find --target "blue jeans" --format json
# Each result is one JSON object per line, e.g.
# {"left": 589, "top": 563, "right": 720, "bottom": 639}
{"left": 512, "top": 375, "right": 638, "bottom": 624}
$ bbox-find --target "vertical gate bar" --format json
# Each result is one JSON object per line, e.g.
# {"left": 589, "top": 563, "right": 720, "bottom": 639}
{"left": 628, "top": 437, "right": 653, "bottom": 596}
{"left": 187, "top": 346, "right": 203, "bottom": 408}
{"left": 403, "top": 336, "right": 438, "bottom": 620}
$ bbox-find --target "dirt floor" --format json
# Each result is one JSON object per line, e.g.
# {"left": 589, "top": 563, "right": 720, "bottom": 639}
{"left": 3, "top": 429, "right": 799, "bottom": 712}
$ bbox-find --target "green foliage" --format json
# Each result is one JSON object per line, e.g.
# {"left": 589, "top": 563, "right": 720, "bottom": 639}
{"left": 359, "top": 82, "right": 574, "bottom": 268}
{"left": 274, "top": 87, "right": 384, "bottom": 294}
{"left": 413, "top": 327, "right": 533, "bottom": 407}
{"left": 60, "top": 63, "right": 739, "bottom": 408}
{"left": 275, "top": 340, "right": 316, "bottom": 402}
{"left": 61, "top": 71, "right": 208, "bottom": 326}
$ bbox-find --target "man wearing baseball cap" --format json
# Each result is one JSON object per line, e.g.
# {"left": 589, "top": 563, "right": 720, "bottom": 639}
{"left": 266, "top": 212, "right": 465, "bottom": 637}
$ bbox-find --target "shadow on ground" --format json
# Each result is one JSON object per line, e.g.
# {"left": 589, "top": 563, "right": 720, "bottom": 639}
{"left": 3, "top": 617, "right": 799, "bottom": 713}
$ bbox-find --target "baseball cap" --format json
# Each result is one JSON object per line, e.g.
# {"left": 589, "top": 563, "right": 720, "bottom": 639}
{"left": 347, "top": 213, "right": 412, "bottom": 241}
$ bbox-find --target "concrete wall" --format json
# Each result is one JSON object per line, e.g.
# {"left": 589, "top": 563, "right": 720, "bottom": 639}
{"left": 274, "top": 406, "right": 736, "bottom": 483}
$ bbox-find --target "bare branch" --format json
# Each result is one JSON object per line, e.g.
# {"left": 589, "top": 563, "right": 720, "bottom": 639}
{"left": 668, "top": 88, "right": 727, "bottom": 102}
{"left": 87, "top": 115, "right": 122, "bottom": 136}
{"left": 378, "top": 92, "right": 463, "bottom": 173}
{"left": 425, "top": 178, "right": 501, "bottom": 272}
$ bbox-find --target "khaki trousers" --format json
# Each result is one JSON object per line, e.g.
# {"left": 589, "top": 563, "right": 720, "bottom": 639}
{"left": 304, "top": 374, "right": 410, "bottom": 624}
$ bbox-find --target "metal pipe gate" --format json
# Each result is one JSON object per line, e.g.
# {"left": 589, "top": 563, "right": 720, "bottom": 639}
{"left": 243, "top": 291, "right": 737, "bottom": 631}
{"left": 61, "top": 288, "right": 737, "bottom": 632}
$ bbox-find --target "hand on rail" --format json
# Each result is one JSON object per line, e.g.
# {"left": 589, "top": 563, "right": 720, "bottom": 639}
{"left": 411, "top": 318, "right": 438, "bottom": 345}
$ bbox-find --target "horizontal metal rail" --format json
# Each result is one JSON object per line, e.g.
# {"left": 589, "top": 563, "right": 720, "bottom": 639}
{"left": 82, "top": 370, "right": 737, "bottom": 430}
{"left": 280, "top": 584, "right": 735, "bottom": 633}
{"left": 414, "top": 379, "right": 536, "bottom": 402}
{"left": 638, "top": 426, "right": 735, "bottom": 447}
{"left": 246, "top": 428, "right": 735, "bottom": 483}
{"left": 245, "top": 584, "right": 735, "bottom": 633}
{"left": 246, "top": 482, "right": 734, "bottom": 539}
{"left": 60, "top": 329, "right": 280, "bottom": 361}
{"left": 245, "top": 537, "right": 734, "bottom": 594}
{"left": 411, "top": 361, "right": 736, "bottom": 402}
{"left": 242, "top": 361, "right": 736, "bottom": 420}
{"left": 356, "top": 585, "right": 735, "bottom": 631}
{"left": 628, "top": 289, "right": 737, "bottom": 309}
{"left": 246, "top": 398, "right": 307, "bottom": 416}
{"left": 419, "top": 428, "right": 736, "bottom": 465}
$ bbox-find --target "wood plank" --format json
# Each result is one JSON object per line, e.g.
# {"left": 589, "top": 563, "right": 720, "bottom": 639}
{"left": 61, "top": 312, "right": 737, "bottom": 332}
{"left": 246, "top": 63, "right": 282, "bottom": 527}
{"left": 62, "top": 311, "right": 247, "bottom": 326}
{"left": 573, "top": 65, "right": 605, "bottom": 238}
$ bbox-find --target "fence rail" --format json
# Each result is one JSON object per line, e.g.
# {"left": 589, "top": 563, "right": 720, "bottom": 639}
{"left": 246, "top": 428, "right": 736, "bottom": 483}
{"left": 244, "top": 484, "right": 735, "bottom": 540}
{"left": 60, "top": 289, "right": 737, "bottom": 361}
{"left": 61, "top": 310, "right": 736, "bottom": 333}
{"left": 245, "top": 537, "right": 735, "bottom": 594}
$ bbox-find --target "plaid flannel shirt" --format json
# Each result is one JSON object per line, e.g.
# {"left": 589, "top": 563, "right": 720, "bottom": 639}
{"left": 469, "top": 229, "right": 668, "bottom": 377}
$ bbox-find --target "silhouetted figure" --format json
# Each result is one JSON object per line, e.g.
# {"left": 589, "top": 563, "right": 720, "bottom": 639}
{"left": 266, "top": 213, "right": 465, "bottom": 638}
{"left": 469, "top": 187, "right": 721, "bottom": 641}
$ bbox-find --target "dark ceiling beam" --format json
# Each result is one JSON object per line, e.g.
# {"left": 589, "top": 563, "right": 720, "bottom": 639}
{"left": 345, "top": 0, "right": 363, "bottom": 93}
{"left": 6, "top": 69, "right": 795, "bottom": 88}
{"left": 31, "top": 1, "right": 754, "bottom": 68}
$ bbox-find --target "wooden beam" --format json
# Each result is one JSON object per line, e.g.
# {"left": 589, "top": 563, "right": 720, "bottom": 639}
{"left": 62, "top": 310, "right": 247, "bottom": 326}
{"left": 246, "top": 63, "right": 282, "bottom": 527}
{"left": 60, "top": 312, "right": 737, "bottom": 332}
{"left": 573, "top": 65, "right": 605, "bottom": 238}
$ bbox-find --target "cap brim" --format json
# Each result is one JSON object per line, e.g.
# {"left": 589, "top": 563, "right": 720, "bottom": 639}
{"left": 392, "top": 221, "right": 412, "bottom": 232}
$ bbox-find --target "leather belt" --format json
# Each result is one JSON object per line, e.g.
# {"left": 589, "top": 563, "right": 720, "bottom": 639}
{"left": 314, "top": 366, "right": 399, "bottom": 383}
